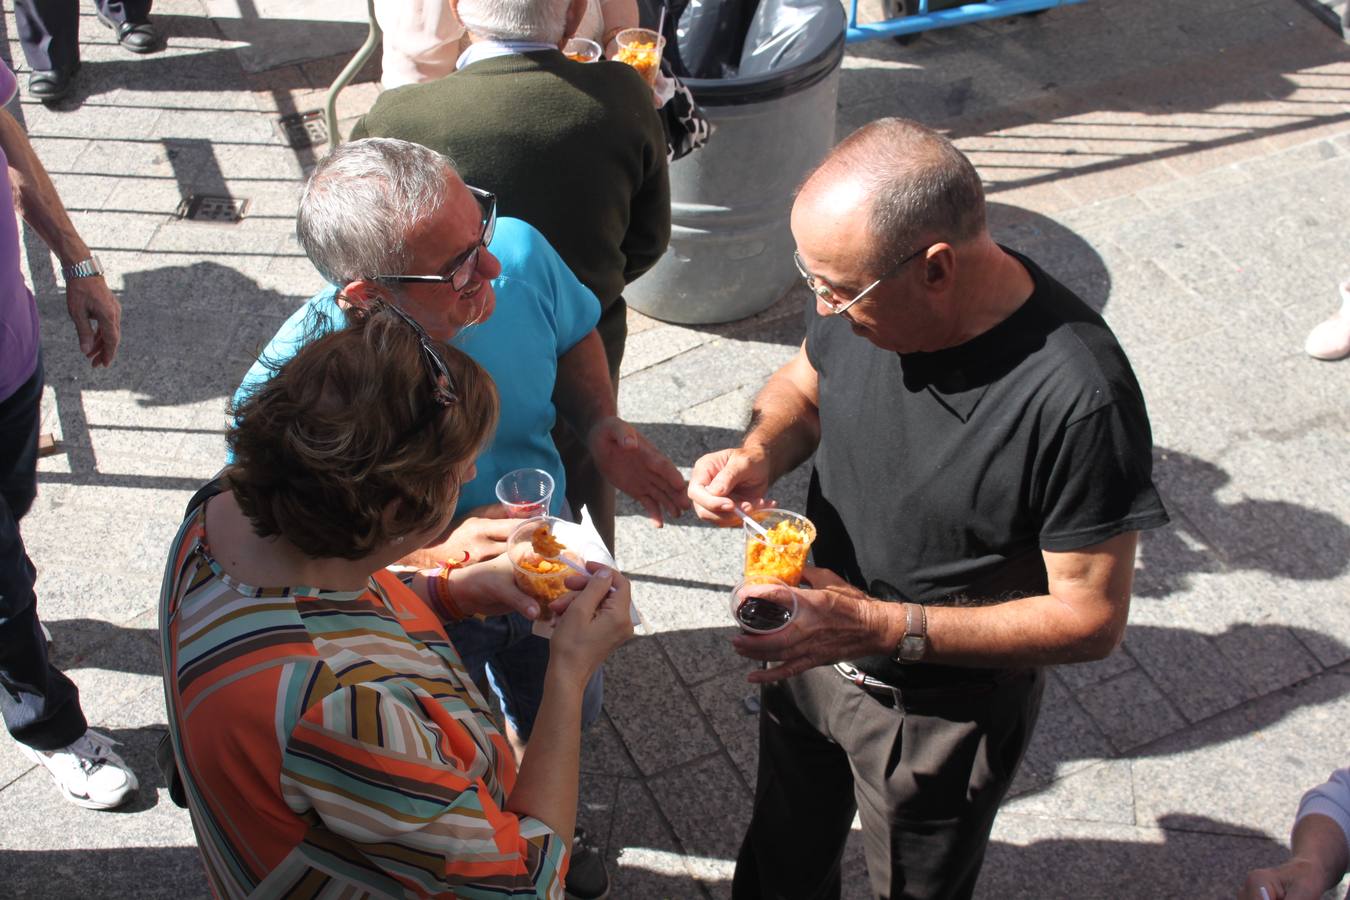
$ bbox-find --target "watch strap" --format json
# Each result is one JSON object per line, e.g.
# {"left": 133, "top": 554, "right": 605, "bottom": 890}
{"left": 61, "top": 255, "right": 103, "bottom": 280}
{"left": 891, "top": 601, "right": 929, "bottom": 663}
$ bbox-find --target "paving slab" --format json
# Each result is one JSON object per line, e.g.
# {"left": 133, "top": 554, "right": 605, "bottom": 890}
{"left": 1, "top": 0, "right": 1348, "bottom": 897}
{"left": 200, "top": 0, "right": 368, "bottom": 73}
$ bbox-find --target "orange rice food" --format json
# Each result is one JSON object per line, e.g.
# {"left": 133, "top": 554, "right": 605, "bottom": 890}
{"left": 512, "top": 525, "right": 574, "bottom": 610}
{"left": 530, "top": 524, "right": 565, "bottom": 559}
{"left": 744, "top": 520, "right": 813, "bottom": 586}
{"left": 615, "top": 40, "right": 660, "bottom": 84}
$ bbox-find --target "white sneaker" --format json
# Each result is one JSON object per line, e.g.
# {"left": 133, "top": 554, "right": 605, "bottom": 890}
{"left": 18, "top": 729, "right": 139, "bottom": 810}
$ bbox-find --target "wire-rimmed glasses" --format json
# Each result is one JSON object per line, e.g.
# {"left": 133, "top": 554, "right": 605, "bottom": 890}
{"left": 792, "top": 243, "right": 931, "bottom": 318}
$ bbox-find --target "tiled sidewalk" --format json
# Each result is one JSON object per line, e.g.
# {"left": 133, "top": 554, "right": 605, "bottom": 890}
{"left": 1, "top": 1, "right": 1347, "bottom": 897}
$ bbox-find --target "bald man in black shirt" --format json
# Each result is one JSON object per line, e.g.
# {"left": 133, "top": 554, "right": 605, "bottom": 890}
{"left": 690, "top": 118, "right": 1169, "bottom": 900}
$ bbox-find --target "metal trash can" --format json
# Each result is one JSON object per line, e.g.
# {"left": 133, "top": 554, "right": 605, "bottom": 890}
{"left": 626, "top": 2, "right": 846, "bottom": 325}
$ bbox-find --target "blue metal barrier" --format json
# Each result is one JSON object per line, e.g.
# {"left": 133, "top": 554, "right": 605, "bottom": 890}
{"left": 846, "top": 0, "right": 1089, "bottom": 44}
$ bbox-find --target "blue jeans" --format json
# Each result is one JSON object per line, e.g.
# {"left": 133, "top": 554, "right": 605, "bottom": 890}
{"left": 0, "top": 353, "right": 87, "bottom": 750}
{"left": 449, "top": 612, "right": 604, "bottom": 741}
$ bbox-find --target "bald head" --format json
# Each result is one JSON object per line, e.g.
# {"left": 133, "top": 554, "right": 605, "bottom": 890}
{"left": 801, "top": 118, "right": 986, "bottom": 271}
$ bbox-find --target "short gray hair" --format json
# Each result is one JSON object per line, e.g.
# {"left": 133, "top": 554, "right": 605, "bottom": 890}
{"left": 457, "top": 0, "right": 570, "bottom": 44}
{"left": 811, "top": 118, "right": 986, "bottom": 272}
{"left": 297, "top": 138, "right": 456, "bottom": 286}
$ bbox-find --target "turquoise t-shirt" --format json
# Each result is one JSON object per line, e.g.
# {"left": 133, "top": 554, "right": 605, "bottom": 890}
{"left": 232, "top": 217, "right": 600, "bottom": 517}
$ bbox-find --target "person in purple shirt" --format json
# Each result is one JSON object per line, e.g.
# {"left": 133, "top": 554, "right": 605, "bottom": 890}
{"left": 0, "top": 59, "right": 135, "bottom": 810}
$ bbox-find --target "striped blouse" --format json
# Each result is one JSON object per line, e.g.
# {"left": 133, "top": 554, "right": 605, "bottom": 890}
{"left": 159, "top": 503, "right": 567, "bottom": 898}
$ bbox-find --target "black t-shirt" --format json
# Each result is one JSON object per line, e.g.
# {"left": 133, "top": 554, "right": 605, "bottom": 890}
{"left": 804, "top": 249, "right": 1168, "bottom": 685}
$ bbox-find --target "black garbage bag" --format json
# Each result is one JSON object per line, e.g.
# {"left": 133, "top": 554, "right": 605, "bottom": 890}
{"left": 640, "top": 0, "right": 841, "bottom": 82}
{"left": 640, "top": 0, "right": 758, "bottom": 79}
{"left": 737, "top": 0, "right": 843, "bottom": 78}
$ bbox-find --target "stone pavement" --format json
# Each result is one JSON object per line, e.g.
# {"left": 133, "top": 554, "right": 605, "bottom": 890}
{"left": 1, "top": 0, "right": 1348, "bottom": 897}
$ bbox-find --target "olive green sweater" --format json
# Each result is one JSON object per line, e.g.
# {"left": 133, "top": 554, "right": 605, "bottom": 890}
{"left": 352, "top": 51, "right": 671, "bottom": 311}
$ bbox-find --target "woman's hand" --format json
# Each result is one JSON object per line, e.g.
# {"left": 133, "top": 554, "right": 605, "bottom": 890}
{"left": 548, "top": 563, "right": 634, "bottom": 684}
{"left": 441, "top": 553, "right": 542, "bottom": 620}
{"left": 405, "top": 505, "right": 516, "bottom": 568}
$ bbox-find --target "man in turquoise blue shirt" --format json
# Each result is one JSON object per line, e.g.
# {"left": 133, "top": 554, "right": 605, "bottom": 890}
{"left": 237, "top": 216, "right": 596, "bottom": 524}
{"left": 235, "top": 139, "right": 687, "bottom": 748}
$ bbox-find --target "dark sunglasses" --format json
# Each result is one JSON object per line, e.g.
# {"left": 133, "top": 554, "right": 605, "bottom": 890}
{"left": 378, "top": 302, "right": 457, "bottom": 407}
{"left": 374, "top": 185, "right": 497, "bottom": 292}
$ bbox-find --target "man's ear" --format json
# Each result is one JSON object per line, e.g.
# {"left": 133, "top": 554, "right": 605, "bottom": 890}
{"left": 923, "top": 243, "right": 957, "bottom": 289}
{"left": 336, "top": 278, "right": 388, "bottom": 310}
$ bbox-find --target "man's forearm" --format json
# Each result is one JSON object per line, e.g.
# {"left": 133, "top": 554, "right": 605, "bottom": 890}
{"left": 1290, "top": 813, "right": 1350, "bottom": 891}
{"left": 743, "top": 373, "right": 820, "bottom": 484}
{"left": 885, "top": 593, "right": 1124, "bottom": 668}
{"left": 0, "top": 111, "right": 90, "bottom": 265}
{"left": 554, "top": 331, "right": 616, "bottom": 438}
{"left": 866, "top": 535, "right": 1136, "bottom": 668}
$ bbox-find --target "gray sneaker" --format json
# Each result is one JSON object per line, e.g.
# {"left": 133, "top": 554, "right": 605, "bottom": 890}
{"left": 18, "top": 728, "right": 139, "bottom": 810}
{"left": 565, "top": 827, "right": 610, "bottom": 900}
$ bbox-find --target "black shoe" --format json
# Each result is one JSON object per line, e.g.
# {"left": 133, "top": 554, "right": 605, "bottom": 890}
{"left": 565, "top": 827, "right": 610, "bottom": 900}
{"left": 27, "top": 63, "right": 79, "bottom": 104}
{"left": 96, "top": 12, "right": 161, "bottom": 54}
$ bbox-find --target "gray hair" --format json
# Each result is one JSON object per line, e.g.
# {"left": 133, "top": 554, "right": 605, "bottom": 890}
{"left": 457, "top": 0, "right": 570, "bottom": 44}
{"left": 297, "top": 138, "right": 456, "bottom": 286}
{"left": 812, "top": 118, "right": 986, "bottom": 272}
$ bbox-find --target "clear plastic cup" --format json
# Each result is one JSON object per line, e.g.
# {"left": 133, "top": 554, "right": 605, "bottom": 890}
{"left": 730, "top": 576, "right": 798, "bottom": 635}
{"left": 508, "top": 516, "right": 583, "bottom": 616}
{"left": 613, "top": 27, "right": 665, "bottom": 85}
{"left": 564, "top": 37, "right": 602, "bottom": 62}
{"left": 743, "top": 508, "right": 816, "bottom": 587}
{"left": 495, "top": 468, "right": 555, "bottom": 518}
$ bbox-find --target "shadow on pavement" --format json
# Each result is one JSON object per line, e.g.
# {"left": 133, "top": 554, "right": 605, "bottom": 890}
{"left": 31, "top": 261, "right": 309, "bottom": 492}
{"left": 2, "top": 13, "right": 371, "bottom": 111}
{"left": 1139, "top": 447, "right": 1350, "bottom": 596}
{"left": 44, "top": 619, "right": 160, "bottom": 677}
{"left": 976, "top": 814, "right": 1290, "bottom": 899}
{"left": 0, "top": 845, "right": 206, "bottom": 900}
{"left": 839, "top": 4, "right": 1350, "bottom": 196}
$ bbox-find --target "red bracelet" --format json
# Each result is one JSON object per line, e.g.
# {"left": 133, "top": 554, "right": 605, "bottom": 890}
{"left": 427, "top": 552, "right": 472, "bottom": 622}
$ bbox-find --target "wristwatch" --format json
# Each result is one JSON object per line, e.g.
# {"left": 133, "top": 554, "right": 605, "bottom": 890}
{"left": 891, "top": 602, "right": 929, "bottom": 663}
{"left": 60, "top": 256, "right": 104, "bottom": 280}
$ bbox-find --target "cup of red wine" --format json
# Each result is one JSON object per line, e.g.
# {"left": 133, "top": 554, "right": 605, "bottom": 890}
{"left": 730, "top": 576, "right": 798, "bottom": 635}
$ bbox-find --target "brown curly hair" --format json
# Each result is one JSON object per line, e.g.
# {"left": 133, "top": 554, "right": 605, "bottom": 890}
{"left": 227, "top": 305, "right": 499, "bottom": 560}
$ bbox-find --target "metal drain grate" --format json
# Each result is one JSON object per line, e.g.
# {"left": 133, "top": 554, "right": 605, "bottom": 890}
{"left": 277, "top": 110, "right": 327, "bottom": 149}
{"left": 176, "top": 194, "right": 249, "bottom": 223}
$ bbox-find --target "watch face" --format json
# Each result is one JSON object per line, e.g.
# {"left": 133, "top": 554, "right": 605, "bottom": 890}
{"left": 899, "top": 635, "right": 926, "bottom": 661}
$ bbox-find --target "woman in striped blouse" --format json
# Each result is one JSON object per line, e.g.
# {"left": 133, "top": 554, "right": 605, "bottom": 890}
{"left": 159, "top": 304, "right": 634, "bottom": 898}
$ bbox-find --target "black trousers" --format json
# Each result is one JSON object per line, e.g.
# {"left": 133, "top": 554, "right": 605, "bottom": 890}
{"left": 552, "top": 296, "right": 627, "bottom": 554}
{"left": 733, "top": 664, "right": 1045, "bottom": 900}
{"left": 15, "top": 0, "right": 153, "bottom": 71}
{"left": 0, "top": 354, "right": 87, "bottom": 750}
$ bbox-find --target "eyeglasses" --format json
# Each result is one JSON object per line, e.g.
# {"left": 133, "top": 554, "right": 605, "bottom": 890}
{"left": 375, "top": 185, "right": 497, "bottom": 292}
{"left": 793, "top": 243, "right": 931, "bottom": 318}
{"left": 379, "top": 301, "right": 457, "bottom": 407}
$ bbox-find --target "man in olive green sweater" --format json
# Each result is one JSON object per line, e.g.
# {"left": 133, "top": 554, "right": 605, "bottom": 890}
{"left": 352, "top": 0, "right": 673, "bottom": 553}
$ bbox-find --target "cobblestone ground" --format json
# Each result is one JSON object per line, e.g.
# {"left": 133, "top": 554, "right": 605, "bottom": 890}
{"left": 1, "top": 1, "right": 1347, "bottom": 898}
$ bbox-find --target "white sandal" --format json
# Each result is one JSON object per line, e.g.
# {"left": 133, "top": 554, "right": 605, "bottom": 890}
{"left": 1304, "top": 279, "right": 1350, "bottom": 361}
